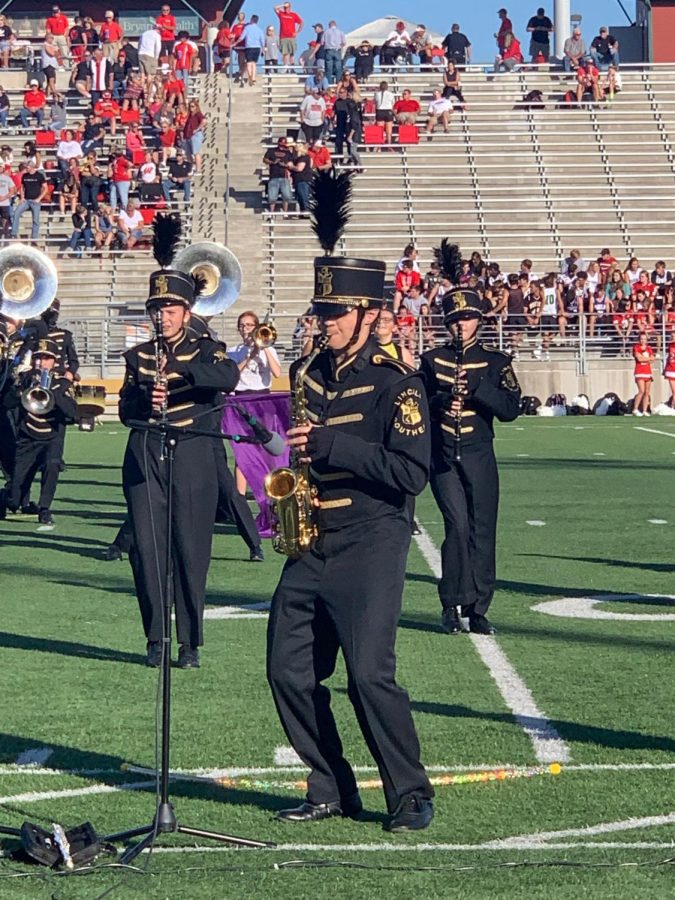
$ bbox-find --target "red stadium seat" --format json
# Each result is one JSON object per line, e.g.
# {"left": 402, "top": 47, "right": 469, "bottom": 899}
{"left": 35, "top": 130, "right": 56, "bottom": 147}
{"left": 131, "top": 149, "right": 145, "bottom": 164}
{"left": 398, "top": 124, "right": 419, "bottom": 144}
{"left": 364, "top": 124, "right": 385, "bottom": 145}
{"left": 120, "top": 109, "right": 140, "bottom": 124}
{"left": 140, "top": 207, "right": 157, "bottom": 225}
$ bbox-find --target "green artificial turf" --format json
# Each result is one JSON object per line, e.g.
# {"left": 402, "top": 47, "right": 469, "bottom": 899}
{"left": 0, "top": 419, "right": 673, "bottom": 898}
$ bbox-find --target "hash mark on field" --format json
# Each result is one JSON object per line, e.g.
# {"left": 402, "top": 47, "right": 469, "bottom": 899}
{"left": 526, "top": 520, "right": 546, "bottom": 527}
{"left": 274, "top": 746, "right": 303, "bottom": 767}
{"left": 648, "top": 519, "right": 668, "bottom": 525}
{"left": 634, "top": 426, "right": 675, "bottom": 438}
{"left": 15, "top": 748, "right": 53, "bottom": 766}
{"left": 414, "top": 525, "right": 571, "bottom": 764}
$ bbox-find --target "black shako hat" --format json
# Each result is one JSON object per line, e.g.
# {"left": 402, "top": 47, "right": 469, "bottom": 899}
{"left": 309, "top": 170, "right": 386, "bottom": 317}
{"left": 33, "top": 337, "right": 58, "bottom": 358}
{"left": 147, "top": 213, "right": 196, "bottom": 310}
{"left": 433, "top": 238, "right": 484, "bottom": 324}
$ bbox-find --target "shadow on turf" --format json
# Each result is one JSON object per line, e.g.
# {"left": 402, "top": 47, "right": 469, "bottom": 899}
{"left": 0, "top": 530, "right": 114, "bottom": 560}
{"left": 520, "top": 553, "right": 675, "bottom": 575}
{"left": 0, "top": 631, "right": 147, "bottom": 666}
{"left": 500, "top": 458, "right": 675, "bottom": 471}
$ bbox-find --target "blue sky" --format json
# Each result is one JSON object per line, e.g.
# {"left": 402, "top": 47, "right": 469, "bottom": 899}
{"left": 262, "top": 1, "right": 633, "bottom": 62}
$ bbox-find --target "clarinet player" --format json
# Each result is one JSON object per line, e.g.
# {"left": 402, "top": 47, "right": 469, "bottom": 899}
{"left": 420, "top": 240, "right": 521, "bottom": 636}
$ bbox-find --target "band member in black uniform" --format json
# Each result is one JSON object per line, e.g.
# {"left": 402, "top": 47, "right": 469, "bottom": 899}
{"left": 0, "top": 314, "right": 21, "bottom": 487}
{"left": 119, "top": 215, "right": 239, "bottom": 668}
{"left": 41, "top": 299, "right": 80, "bottom": 381}
{"left": 1, "top": 338, "right": 77, "bottom": 528}
{"left": 420, "top": 241, "right": 521, "bottom": 636}
{"left": 267, "top": 171, "right": 434, "bottom": 832}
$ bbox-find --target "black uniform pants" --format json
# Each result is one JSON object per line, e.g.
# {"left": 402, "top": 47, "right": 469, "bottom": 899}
{"left": 430, "top": 442, "right": 499, "bottom": 617}
{"left": 123, "top": 432, "right": 218, "bottom": 647}
{"left": 0, "top": 405, "right": 17, "bottom": 483}
{"left": 213, "top": 441, "right": 260, "bottom": 551}
{"left": 267, "top": 517, "right": 433, "bottom": 814}
{"left": 8, "top": 432, "right": 64, "bottom": 511}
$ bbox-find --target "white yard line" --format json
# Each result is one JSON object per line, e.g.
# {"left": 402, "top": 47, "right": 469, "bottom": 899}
{"left": 150, "top": 840, "right": 674, "bottom": 854}
{"left": 0, "top": 780, "right": 154, "bottom": 805}
{"left": 634, "top": 426, "right": 675, "bottom": 438}
{"left": 414, "top": 525, "right": 571, "bottom": 764}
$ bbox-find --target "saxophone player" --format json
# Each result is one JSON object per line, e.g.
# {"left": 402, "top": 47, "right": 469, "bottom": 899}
{"left": 267, "top": 171, "right": 434, "bottom": 833}
{"left": 119, "top": 216, "right": 239, "bottom": 669}
{"left": 419, "top": 241, "right": 521, "bottom": 637}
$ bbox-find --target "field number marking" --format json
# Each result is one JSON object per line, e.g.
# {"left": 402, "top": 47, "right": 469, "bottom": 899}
{"left": 532, "top": 594, "right": 675, "bottom": 622}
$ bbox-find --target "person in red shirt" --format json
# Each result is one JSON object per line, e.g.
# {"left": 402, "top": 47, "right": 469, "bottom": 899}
{"left": 663, "top": 341, "right": 675, "bottom": 405}
{"left": 174, "top": 31, "right": 199, "bottom": 87}
{"left": 307, "top": 138, "right": 331, "bottom": 172}
{"left": 157, "top": 120, "right": 177, "bottom": 163}
{"left": 156, "top": 3, "right": 177, "bottom": 62}
{"left": 393, "top": 90, "right": 420, "bottom": 125}
{"left": 46, "top": 5, "right": 69, "bottom": 66}
{"left": 99, "top": 10, "right": 123, "bottom": 61}
{"left": 633, "top": 270, "right": 657, "bottom": 303}
{"left": 213, "top": 19, "right": 233, "bottom": 73}
{"left": 274, "top": 2, "right": 303, "bottom": 68}
{"left": 598, "top": 248, "right": 618, "bottom": 283}
{"left": 231, "top": 11, "right": 247, "bottom": 82}
{"left": 108, "top": 148, "right": 132, "bottom": 209}
{"left": 394, "top": 260, "right": 422, "bottom": 312}
{"left": 632, "top": 331, "right": 654, "bottom": 416}
{"left": 94, "top": 90, "right": 120, "bottom": 136}
{"left": 20, "top": 81, "right": 47, "bottom": 128}
{"left": 164, "top": 72, "right": 185, "bottom": 106}
{"left": 576, "top": 61, "right": 601, "bottom": 102}
{"left": 495, "top": 8, "right": 513, "bottom": 52}
{"left": 494, "top": 31, "right": 523, "bottom": 71}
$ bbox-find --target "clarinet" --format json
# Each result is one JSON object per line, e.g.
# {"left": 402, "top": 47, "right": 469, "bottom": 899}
{"left": 152, "top": 309, "right": 169, "bottom": 460}
{"left": 451, "top": 330, "right": 464, "bottom": 462}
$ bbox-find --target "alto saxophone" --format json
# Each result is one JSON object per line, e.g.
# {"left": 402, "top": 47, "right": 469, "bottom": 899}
{"left": 264, "top": 337, "right": 327, "bottom": 558}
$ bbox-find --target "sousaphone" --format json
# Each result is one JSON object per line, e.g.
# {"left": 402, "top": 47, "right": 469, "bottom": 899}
{"left": 172, "top": 241, "right": 242, "bottom": 317}
{"left": 0, "top": 244, "right": 58, "bottom": 322}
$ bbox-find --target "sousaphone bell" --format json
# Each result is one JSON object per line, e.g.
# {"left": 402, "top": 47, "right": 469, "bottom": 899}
{"left": 0, "top": 243, "right": 58, "bottom": 322}
{"left": 172, "top": 241, "right": 242, "bottom": 317}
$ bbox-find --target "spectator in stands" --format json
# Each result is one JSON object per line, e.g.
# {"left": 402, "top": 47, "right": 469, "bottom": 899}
{"left": 93, "top": 203, "right": 115, "bottom": 254}
{"left": 375, "top": 305, "right": 414, "bottom": 365}
{"left": 381, "top": 21, "right": 412, "bottom": 69}
{"left": 652, "top": 259, "right": 673, "bottom": 287}
{"left": 40, "top": 34, "right": 60, "bottom": 100}
{"left": 591, "top": 26, "right": 619, "bottom": 70}
{"left": 442, "top": 23, "right": 471, "bottom": 66}
{"left": 126, "top": 121, "right": 145, "bottom": 159}
{"left": 598, "top": 247, "right": 618, "bottom": 282}
{"left": 56, "top": 129, "right": 82, "bottom": 174}
{"left": 373, "top": 80, "right": 395, "bottom": 144}
{"left": 585, "top": 259, "right": 602, "bottom": 295}
{"left": 81, "top": 113, "right": 105, "bottom": 154}
{"left": 46, "top": 6, "right": 69, "bottom": 68}
{"left": 410, "top": 24, "right": 433, "bottom": 68}
{"left": 20, "top": 81, "right": 47, "bottom": 129}
{"left": 108, "top": 148, "right": 132, "bottom": 209}
{"left": 285, "top": 140, "right": 311, "bottom": 213}
{"left": 495, "top": 8, "right": 513, "bottom": 53}
{"left": 94, "top": 90, "right": 120, "bottom": 137}
{"left": 138, "top": 150, "right": 160, "bottom": 201}
{"left": 576, "top": 61, "right": 601, "bottom": 103}
{"left": 396, "top": 243, "right": 420, "bottom": 272}
{"left": 162, "top": 147, "right": 192, "bottom": 205}
{"left": 470, "top": 251, "right": 487, "bottom": 280}
{"left": 426, "top": 88, "right": 453, "bottom": 135}
{"left": 338, "top": 69, "right": 361, "bottom": 100}
{"left": 138, "top": 23, "right": 162, "bottom": 85}
{"left": 526, "top": 7, "right": 553, "bottom": 63}
{"left": 264, "top": 25, "right": 280, "bottom": 71}
{"left": 110, "top": 52, "right": 128, "bottom": 100}
{"left": 82, "top": 17, "right": 99, "bottom": 52}
{"left": 263, "top": 136, "right": 293, "bottom": 214}
{"left": 11, "top": 161, "right": 47, "bottom": 241}
{"left": 240, "top": 15, "right": 264, "bottom": 87}
{"left": 230, "top": 11, "right": 247, "bottom": 82}
{"left": 184, "top": 99, "right": 205, "bottom": 173}
{"left": 89, "top": 48, "right": 113, "bottom": 103}
{"left": 64, "top": 203, "right": 93, "bottom": 255}
{"left": 563, "top": 25, "right": 585, "bottom": 72}
{"left": 117, "top": 198, "right": 145, "bottom": 249}
{"left": 605, "top": 267, "right": 631, "bottom": 305}
{"left": 442, "top": 61, "right": 467, "bottom": 106}
{"left": 71, "top": 49, "right": 91, "bottom": 99}
{"left": 307, "top": 137, "right": 332, "bottom": 172}
{"left": 624, "top": 256, "right": 644, "bottom": 286}
{"left": 323, "top": 20, "right": 346, "bottom": 84}
{"left": 502, "top": 272, "right": 526, "bottom": 357}
{"left": 334, "top": 86, "right": 362, "bottom": 168}
{"left": 57, "top": 162, "right": 79, "bottom": 217}
{"left": 603, "top": 64, "right": 622, "bottom": 99}
{"left": 353, "top": 39, "right": 375, "bottom": 82}
{"left": 100, "top": 11, "right": 123, "bottom": 62}
{"left": 67, "top": 16, "right": 86, "bottom": 64}
{"left": 393, "top": 259, "right": 422, "bottom": 312}
{"left": 275, "top": 2, "right": 304, "bottom": 69}
{"left": 0, "top": 16, "right": 15, "bottom": 70}
{"left": 494, "top": 32, "right": 523, "bottom": 72}
{"left": 305, "top": 66, "right": 329, "bottom": 95}
{"left": 79, "top": 151, "right": 102, "bottom": 212}
{"left": 307, "top": 23, "right": 326, "bottom": 71}
{"left": 157, "top": 119, "right": 177, "bottom": 164}
{"left": 0, "top": 161, "right": 14, "bottom": 239}
{"left": 402, "top": 281, "right": 427, "bottom": 317}
{"left": 0, "top": 86, "right": 9, "bottom": 127}
{"left": 121, "top": 34, "right": 139, "bottom": 70}
{"left": 299, "top": 87, "right": 326, "bottom": 143}
{"left": 213, "top": 19, "right": 233, "bottom": 74}
{"left": 395, "top": 306, "right": 416, "bottom": 355}
{"left": 21, "top": 141, "right": 41, "bottom": 170}
{"left": 393, "top": 89, "right": 420, "bottom": 126}
{"left": 156, "top": 3, "right": 177, "bottom": 64}
{"left": 122, "top": 72, "right": 145, "bottom": 111}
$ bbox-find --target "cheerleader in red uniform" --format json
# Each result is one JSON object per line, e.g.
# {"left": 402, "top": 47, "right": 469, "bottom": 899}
{"left": 632, "top": 331, "right": 654, "bottom": 416}
{"left": 663, "top": 342, "right": 675, "bottom": 406}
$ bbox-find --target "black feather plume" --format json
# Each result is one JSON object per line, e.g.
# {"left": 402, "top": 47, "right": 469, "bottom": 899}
{"left": 433, "top": 239, "right": 463, "bottom": 286}
{"left": 309, "top": 170, "right": 352, "bottom": 255}
{"left": 192, "top": 272, "right": 208, "bottom": 298}
{"left": 152, "top": 213, "right": 182, "bottom": 268}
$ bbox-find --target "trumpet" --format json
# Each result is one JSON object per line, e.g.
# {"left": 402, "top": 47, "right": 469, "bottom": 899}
{"left": 252, "top": 323, "right": 277, "bottom": 350}
{"left": 21, "top": 367, "right": 54, "bottom": 414}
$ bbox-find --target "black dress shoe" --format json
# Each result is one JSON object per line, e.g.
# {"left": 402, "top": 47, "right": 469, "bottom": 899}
{"left": 249, "top": 545, "right": 264, "bottom": 562}
{"left": 104, "top": 544, "right": 123, "bottom": 561}
{"left": 469, "top": 614, "right": 497, "bottom": 635}
{"left": 177, "top": 645, "right": 200, "bottom": 668}
{"left": 411, "top": 519, "right": 422, "bottom": 536}
{"left": 340, "top": 792, "right": 363, "bottom": 819}
{"left": 146, "top": 641, "right": 162, "bottom": 667}
{"left": 386, "top": 795, "right": 434, "bottom": 832}
{"left": 37, "top": 509, "right": 54, "bottom": 529}
{"left": 21, "top": 502, "right": 39, "bottom": 515}
{"left": 440, "top": 607, "right": 462, "bottom": 634}
{"left": 275, "top": 800, "right": 344, "bottom": 823}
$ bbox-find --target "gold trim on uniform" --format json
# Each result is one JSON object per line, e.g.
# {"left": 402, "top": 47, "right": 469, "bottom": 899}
{"left": 435, "top": 357, "right": 457, "bottom": 369}
{"left": 137, "top": 351, "right": 155, "bottom": 360}
{"left": 175, "top": 349, "right": 200, "bottom": 361}
{"left": 441, "top": 423, "right": 474, "bottom": 435}
{"left": 26, "top": 421, "right": 51, "bottom": 434}
{"left": 436, "top": 359, "right": 488, "bottom": 371}
{"left": 167, "top": 402, "right": 195, "bottom": 413}
{"left": 372, "top": 353, "right": 411, "bottom": 374}
{"left": 306, "top": 409, "right": 321, "bottom": 423}
{"left": 138, "top": 365, "right": 156, "bottom": 376}
{"left": 303, "top": 374, "right": 325, "bottom": 398}
{"left": 335, "top": 352, "right": 359, "bottom": 380}
{"left": 326, "top": 413, "right": 364, "bottom": 426}
{"left": 436, "top": 372, "right": 455, "bottom": 384}
{"left": 342, "top": 384, "right": 375, "bottom": 399}
{"left": 318, "top": 497, "right": 353, "bottom": 509}
{"left": 168, "top": 417, "right": 194, "bottom": 427}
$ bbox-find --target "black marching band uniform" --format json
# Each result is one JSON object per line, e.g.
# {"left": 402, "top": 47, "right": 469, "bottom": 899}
{"left": 420, "top": 243, "right": 521, "bottom": 635}
{"left": 42, "top": 299, "right": 80, "bottom": 381}
{"left": 119, "top": 217, "right": 239, "bottom": 668}
{"left": 3, "top": 338, "right": 77, "bottom": 526}
{"left": 267, "top": 172, "right": 434, "bottom": 832}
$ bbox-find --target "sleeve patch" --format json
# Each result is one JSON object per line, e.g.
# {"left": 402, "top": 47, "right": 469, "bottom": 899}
{"left": 393, "top": 386, "right": 426, "bottom": 437}
{"left": 501, "top": 365, "right": 520, "bottom": 392}
{"left": 212, "top": 349, "right": 228, "bottom": 362}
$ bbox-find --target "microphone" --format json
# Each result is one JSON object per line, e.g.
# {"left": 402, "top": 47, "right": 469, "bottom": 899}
{"left": 231, "top": 403, "right": 285, "bottom": 456}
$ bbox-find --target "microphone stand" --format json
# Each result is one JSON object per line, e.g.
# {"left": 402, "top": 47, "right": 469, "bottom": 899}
{"left": 104, "top": 419, "right": 275, "bottom": 863}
